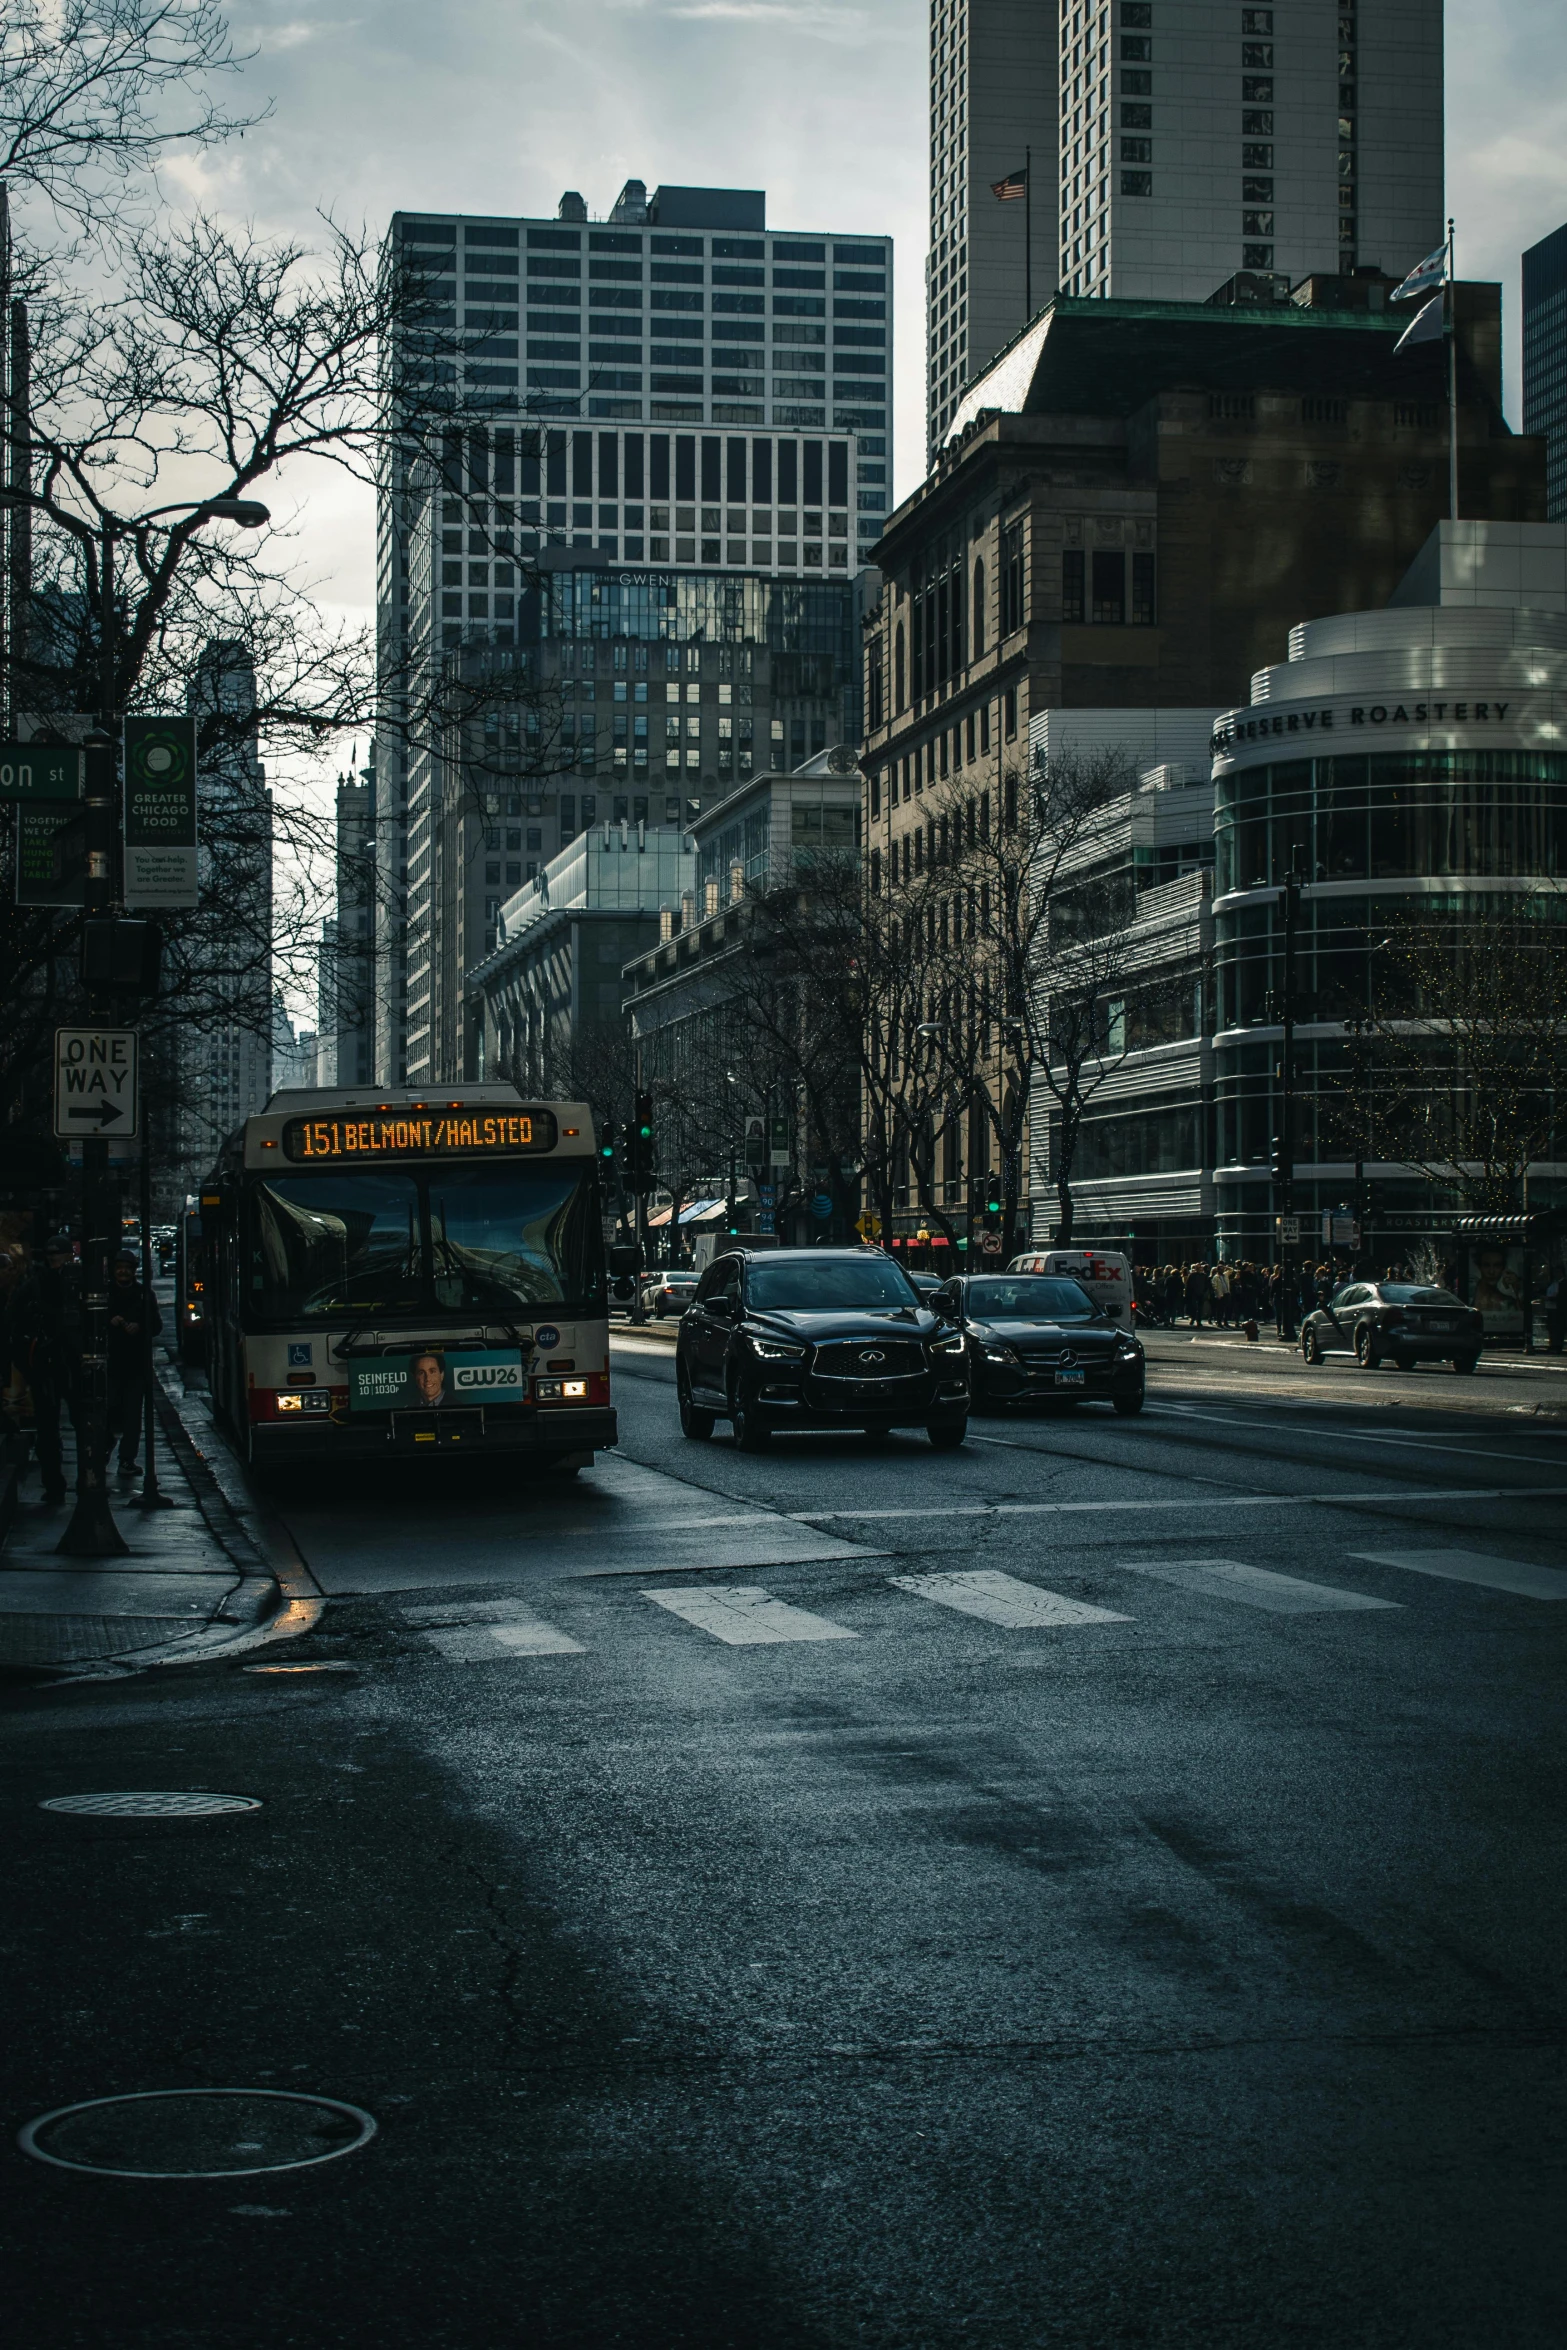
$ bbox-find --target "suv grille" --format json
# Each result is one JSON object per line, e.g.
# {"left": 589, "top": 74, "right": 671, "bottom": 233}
{"left": 812, "top": 1338, "right": 925, "bottom": 1380}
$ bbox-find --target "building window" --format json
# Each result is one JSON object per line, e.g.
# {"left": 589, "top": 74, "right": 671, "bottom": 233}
{"left": 1000, "top": 523, "right": 1024, "bottom": 635}
{"left": 894, "top": 621, "right": 906, "bottom": 712}
{"left": 1091, "top": 550, "right": 1126, "bottom": 625}
{"left": 1003, "top": 688, "right": 1017, "bottom": 741}
{"left": 1062, "top": 548, "right": 1085, "bottom": 624}
{"left": 1132, "top": 552, "right": 1156, "bottom": 626}
{"left": 971, "top": 556, "right": 985, "bottom": 657}
{"left": 1121, "top": 172, "right": 1154, "bottom": 198}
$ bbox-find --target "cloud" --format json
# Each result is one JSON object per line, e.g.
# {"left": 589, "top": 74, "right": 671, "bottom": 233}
{"left": 666, "top": 0, "right": 868, "bottom": 29}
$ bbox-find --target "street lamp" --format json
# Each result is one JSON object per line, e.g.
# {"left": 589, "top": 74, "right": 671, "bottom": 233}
{"left": 59, "top": 492, "right": 270, "bottom": 1559}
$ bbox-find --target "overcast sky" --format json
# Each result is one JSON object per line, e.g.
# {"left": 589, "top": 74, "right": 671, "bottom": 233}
{"left": 166, "top": 0, "right": 1566, "bottom": 635}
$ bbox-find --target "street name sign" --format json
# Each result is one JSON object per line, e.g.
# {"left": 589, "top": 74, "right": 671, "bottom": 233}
{"left": 123, "top": 714, "right": 199, "bottom": 908}
{"left": 54, "top": 1028, "right": 139, "bottom": 1139}
{"left": 0, "top": 744, "right": 84, "bottom": 799}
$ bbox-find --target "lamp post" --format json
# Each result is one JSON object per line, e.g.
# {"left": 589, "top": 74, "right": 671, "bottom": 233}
{"left": 57, "top": 493, "right": 269, "bottom": 1558}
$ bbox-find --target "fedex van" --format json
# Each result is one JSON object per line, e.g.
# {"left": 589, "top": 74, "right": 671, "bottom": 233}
{"left": 1007, "top": 1247, "right": 1134, "bottom": 1333}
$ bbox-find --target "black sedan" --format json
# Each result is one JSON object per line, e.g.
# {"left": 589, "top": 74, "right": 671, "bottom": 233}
{"left": 675, "top": 1247, "right": 970, "bottom": 1451}
{"left": 930, "top": 1274, "right": 1147, "bottom": 1415}
{"left": 1301, "top": 1281, "right": 1483, "bottom": 1372}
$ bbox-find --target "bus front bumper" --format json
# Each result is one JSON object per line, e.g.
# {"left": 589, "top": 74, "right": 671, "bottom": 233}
{"left": 250, "top": 1406, "right": 618, "bottom": 1461}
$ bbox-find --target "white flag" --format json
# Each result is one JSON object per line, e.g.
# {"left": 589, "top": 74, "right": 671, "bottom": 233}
{"left": 1390, "top": 242, "right": 1447, "bottom": 304}
{"left": 1394, "top": 292, "right": 1444, "bottom": 354}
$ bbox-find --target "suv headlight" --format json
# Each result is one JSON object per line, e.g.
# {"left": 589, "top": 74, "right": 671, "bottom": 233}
{"left": 980, "top": 1341, "right": 1018, "bottom": 1365}
{"left": 748, "top": 1334, "right": 806, "bottom": 1360}
{"left": 929, "top": 1328, "right": 966, "bottom": 1355}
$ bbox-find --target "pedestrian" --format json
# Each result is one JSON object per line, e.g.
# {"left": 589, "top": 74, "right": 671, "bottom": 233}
{"left": 1184, "top": 1261, "right": 1207, "bottom": 1328}
{"left": 9, "top": 1233, "right": 84, "bottom": 1504}
{"left": 106, "top": 1249, "right": 162, "bottom": 1475}
{"left": 1544, "top": 1275, "right": 1565, "bottom": 1357}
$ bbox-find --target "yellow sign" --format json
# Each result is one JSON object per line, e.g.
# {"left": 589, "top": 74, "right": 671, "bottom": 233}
{"left": 856, "top": 1213, "right": 882, "bottom": 1239}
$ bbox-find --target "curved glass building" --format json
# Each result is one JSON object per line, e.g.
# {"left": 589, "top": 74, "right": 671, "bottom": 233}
{"left": 1210, "top": 522, "right": 1567, "bottom": 1257}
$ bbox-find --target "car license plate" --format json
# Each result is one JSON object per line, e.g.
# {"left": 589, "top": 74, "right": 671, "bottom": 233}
{"left": 1054, "top": 1369, "right": 1086, "bottom": 1387}
{"left": 1425, "top": 1319, "right": 1454, "bottom": 1332}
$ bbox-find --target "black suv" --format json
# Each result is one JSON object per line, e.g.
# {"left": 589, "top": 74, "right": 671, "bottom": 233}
{"left": 676, "top": 1247, "right": 970, "bottom": 1450}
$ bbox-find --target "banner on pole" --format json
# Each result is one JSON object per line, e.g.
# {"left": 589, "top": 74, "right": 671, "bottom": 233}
{"left": 123, "top": 715, "right": 199, "bottom": 907}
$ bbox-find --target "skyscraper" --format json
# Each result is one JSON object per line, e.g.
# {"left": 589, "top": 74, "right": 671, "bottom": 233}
{"left": 926, "top": 1, "right": 1444, "bottom": 457}
{"left": 377, "top": 182, "right": 888, "bottom": 1085}
{"left": 1523, "top": 222, "right": 1567, "bottom": 523}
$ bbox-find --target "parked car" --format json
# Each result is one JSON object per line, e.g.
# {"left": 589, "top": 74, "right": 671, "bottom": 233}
{"left": 904, "top": 1270, "right": 945, "bottom": 1302}
{"left": 934, "top": 1273, "right": 1146, "bottom": 1414}
{"left": 675, "top": 1246, "right": 970, "bottom": 1451}
{"left": 641, "top": 1272, "right": 698, "bottom": 1318}
{"left": 1301, "top": 1281, "right": 1482, "bottom": 1372}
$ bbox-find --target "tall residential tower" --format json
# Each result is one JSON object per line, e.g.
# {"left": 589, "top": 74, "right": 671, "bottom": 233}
{"left": 377, "top": 183, "right": 886, "bottom": 1084}
{"left": 926, "top": 0, "right": 1444, "bottom": 456}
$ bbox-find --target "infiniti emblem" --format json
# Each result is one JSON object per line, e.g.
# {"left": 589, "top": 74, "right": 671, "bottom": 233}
{"left": 860, "top": 1349, "right": 885, "bottom": 1365}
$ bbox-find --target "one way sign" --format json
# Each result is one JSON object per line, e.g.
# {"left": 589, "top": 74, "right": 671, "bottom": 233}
{"left": 54, "top": 1027, "right": 139, "bottom": 1139}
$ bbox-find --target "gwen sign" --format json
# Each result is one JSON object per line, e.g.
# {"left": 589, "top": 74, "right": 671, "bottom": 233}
{"left": 348, "top": 1348, "right": 525, "bottom": 1412}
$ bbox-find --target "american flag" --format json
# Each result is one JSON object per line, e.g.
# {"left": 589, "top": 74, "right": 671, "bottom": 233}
{"left": 990, "top": 167, "right": 1029, "bottom": 202}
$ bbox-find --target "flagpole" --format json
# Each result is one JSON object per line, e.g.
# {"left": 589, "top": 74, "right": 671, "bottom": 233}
{"left": 1025, "top": 145, "right": 1032, "bottom": 323}
{"left": 1446, "top": 216, "right": 1459, "bottom": 521}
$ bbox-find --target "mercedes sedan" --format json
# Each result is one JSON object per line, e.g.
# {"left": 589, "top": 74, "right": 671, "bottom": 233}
{"left": 930, "top": 1273, "right": 1147, "bottom": 1414}
{"left": 675, "top": 1246, "right": 970, "bottom": 1450}
{"left": 1301, "top": 1281, "right": 1483, "bottom": 1372}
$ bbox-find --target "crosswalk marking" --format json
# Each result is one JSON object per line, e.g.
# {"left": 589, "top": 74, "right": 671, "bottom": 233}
{"left": 1349, "top": 1549, "right": 1567, "bottom": 1601}
{"left": 642, "top": 1586, "right": 858, "bottom": 1646}
{"left": 402, "top": 1600, "right": 584, "bottom": 1660}
{"left": 1114, "top": 1557, "right": 1399, "bottom": 1616}
{"left": 889, "top": 1569, "right": 1130, "bottom": 1630}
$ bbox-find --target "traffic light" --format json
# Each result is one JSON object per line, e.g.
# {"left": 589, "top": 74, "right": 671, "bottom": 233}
{"left": 599, "top": 1119, "right": 618, "bottom": 1172}
{"left": 983, "top": 1173, "right": 1003, "bottom": 1227}
{"left": 1270, "top": 1133, "right": 1290, "bottom": 1185}
{"left": 629, "top": 1091, "right": 655, "bottom": 1192}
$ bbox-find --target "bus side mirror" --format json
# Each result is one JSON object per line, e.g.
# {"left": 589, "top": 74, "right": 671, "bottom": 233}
{"left": 608, "top": 1244, "right": 642, "bottom": 1277}
{"left": 198, "top": 1187, "right": 228, "bottom": 1238}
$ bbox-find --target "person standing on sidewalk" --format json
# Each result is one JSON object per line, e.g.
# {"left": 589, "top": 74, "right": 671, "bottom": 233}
{"left": 106, "top": 1249, "right": 162, "bottom": 1476}
{"left": 1184, "top": 1262, "right": 1208, "bottom": 1328}
{"left": 10, "top": 1234, "right": 84, "bottom": 1505}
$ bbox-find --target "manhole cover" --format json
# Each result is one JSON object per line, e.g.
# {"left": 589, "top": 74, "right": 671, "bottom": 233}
{"left": 39, "top": 1792, "right": 262, "bottom": 1819}
{"left": 19, "top": 2090, "right": 377, "bottom": 2177}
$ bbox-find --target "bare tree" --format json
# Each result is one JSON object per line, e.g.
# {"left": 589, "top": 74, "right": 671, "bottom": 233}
{"left": 0, "top": 0, "right": 259, "bottom": 233}
{"left": 1339, "top": 894, "right": 1567, "bottom": 1214}
{"left": 924, "top": 747, "right": 1139, "bottom": 1249}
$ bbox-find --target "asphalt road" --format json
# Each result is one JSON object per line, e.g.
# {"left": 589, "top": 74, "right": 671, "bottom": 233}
{"left": 3, "top": 1340, "right": 1564, "bottom": 2347}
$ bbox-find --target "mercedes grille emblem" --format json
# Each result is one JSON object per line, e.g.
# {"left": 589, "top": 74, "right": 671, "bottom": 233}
{"left": 1058, "top": 1349, "right": 1075, "bottom": 1367}
{"left": 860, "top": 1349, "right": 885, "bottom": 1365}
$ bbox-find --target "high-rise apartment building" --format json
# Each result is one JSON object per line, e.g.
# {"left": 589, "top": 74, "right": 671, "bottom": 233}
{"left": 926, "top": 0, "right": 1444, "bottom": 456}
{"left": 1523, "top": 222, "right": 1567, "bottom": 522}
{"left": 377, "top": 182, "right": 889, "bottom": 1085}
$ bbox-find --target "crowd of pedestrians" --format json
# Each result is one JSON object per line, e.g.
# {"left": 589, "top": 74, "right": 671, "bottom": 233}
{"left": 1133, "top": 1258, "right": 1383, "bottom": 1337}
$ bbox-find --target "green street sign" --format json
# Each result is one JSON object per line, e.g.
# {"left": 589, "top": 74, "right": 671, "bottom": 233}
{"left": 0, "top": 744, "right": 84, "bottom": 800}
{"left": 123, "top": 714, "right": 198, "bottom": 908}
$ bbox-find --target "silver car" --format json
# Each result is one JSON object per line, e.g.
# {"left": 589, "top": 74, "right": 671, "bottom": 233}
{"left": 1301, "top": 1281, "right": 1482, "bottom": 1373}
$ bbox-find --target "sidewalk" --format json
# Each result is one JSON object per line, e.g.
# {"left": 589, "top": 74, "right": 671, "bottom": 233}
{"left": 0, "top": 1369, "right": 283, "bottom": 1676}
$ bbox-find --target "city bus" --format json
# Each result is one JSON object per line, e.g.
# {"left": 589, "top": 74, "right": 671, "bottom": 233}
{"left": 197, "top": 1085, "right": 615, "bottom": 1476}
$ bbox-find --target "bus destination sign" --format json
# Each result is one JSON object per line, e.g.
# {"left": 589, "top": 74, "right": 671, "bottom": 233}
{"left": 281, "top": 1109, "right": 558, "bottom": 1163}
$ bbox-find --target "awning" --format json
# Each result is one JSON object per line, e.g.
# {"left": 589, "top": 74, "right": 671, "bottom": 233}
{"left": 645, "top": 1197, "right": 727, "bottom": 1230}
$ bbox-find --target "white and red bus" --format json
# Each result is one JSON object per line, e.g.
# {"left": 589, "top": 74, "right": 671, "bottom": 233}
{"left": 198, "top": 1085, "right": 614, "bottom": 1476}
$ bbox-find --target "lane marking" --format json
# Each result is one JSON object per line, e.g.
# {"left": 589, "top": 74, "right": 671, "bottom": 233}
{"left": 1114, "top": 1557, "right": 1400, "bottom": 1617}
{"left": 1349, "top": 1548, "right": 1567, "bottom": 1602}
{"left": 890, "top": 1569, "right": 1130, "bottom": 1629}
{"left": 785, "top": 1486, "right": 1567, "bottom": 1523}
{"left": 641, "top": 1585, "right": 858, "bottom": 1646}
{"left": 1147, "top": 1402, "right": 1559, "bottom": 1468}
{"left": 403, "top": 1601, "right": 585, "bottom": 1659}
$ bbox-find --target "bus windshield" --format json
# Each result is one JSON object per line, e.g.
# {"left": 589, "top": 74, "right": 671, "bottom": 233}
{"left": 246, "top": 1163, "right": 603, "bottom": 1323}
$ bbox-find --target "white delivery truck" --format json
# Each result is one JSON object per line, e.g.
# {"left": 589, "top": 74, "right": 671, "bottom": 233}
{"left": 1007, "top": 1247, "right": 1135, "bottom": 1332}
